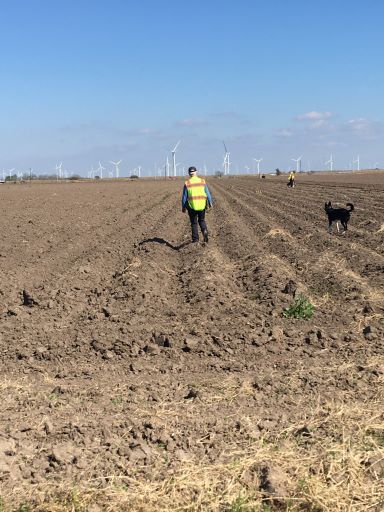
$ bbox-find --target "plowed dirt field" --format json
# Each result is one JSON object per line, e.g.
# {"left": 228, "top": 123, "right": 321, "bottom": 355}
{"left": 0, "top": 174, "right": 383, "bottom": 511}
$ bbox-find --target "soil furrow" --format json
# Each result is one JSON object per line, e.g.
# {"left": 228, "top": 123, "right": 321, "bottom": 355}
{"left": 212, "top": 180, "right": 384, "bottom": 298}
{"left": 210, "top": 180, "right": 384, "bottom": 342}
{"left": 224, "top": 180, "right": 384, "bottom": 254}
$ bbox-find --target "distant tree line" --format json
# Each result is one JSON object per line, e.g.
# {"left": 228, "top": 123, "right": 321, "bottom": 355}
{"left": 5, "top": 173, "right": 82, "bottom": 181}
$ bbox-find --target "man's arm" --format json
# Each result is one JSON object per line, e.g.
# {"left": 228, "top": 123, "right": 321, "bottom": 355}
{"left": 205, "top": 184, "right": 213, "bottom": 207}
{"left": 181, "top": 185, "right": 188, "bottom": 211}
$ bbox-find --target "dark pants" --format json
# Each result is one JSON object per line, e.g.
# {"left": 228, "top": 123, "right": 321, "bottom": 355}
{"left": 187, "top": 206, "right": 208, "bottom": 242}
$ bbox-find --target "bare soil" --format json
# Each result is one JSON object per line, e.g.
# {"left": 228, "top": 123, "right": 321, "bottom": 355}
{"left": 0, "top": 174, "right": 383, "bottom": 511}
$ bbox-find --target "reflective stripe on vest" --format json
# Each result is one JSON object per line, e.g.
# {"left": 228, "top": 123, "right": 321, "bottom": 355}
{"left": 185, "top": 176, "right": 207, "bottom": 211}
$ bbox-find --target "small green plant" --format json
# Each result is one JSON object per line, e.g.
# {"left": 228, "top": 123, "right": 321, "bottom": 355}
{"left": 17, "top": 505, "right": 31, "bottom": 512}
{"left": 48, "top": 393, "right": 59, "bottom": 406}
{"left": 227, "top": 496, "right": 250, "bottom": 512}
{"left": 298, "top": 478, "right": 307, "bottom": 490}
{"left": 111, "top": 395, "right": 123, "bottom": 406}
{"left": 283, "top": 295, "right": 314, "bottom": 319}
{"left": 367, "top": 429, "right": 384, "bottom": 447}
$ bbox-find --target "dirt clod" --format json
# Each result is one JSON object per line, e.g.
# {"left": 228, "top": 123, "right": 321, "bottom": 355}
{"left": 22, "top": 289, "right": 39, "bottom": 307}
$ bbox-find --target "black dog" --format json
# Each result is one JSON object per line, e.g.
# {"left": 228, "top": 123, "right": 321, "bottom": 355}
{"left": 324, "top": 202, "right": 354, "bottom": 233}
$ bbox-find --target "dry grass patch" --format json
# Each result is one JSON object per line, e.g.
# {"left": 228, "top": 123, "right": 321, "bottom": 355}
{"left": 263, "top": 229, "right": 294, "bottom": 240}
{"left": 3, "top": 398, "right": 383, "bottom": 512}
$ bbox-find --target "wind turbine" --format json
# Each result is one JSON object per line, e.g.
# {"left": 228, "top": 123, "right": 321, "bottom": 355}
{"left": 253, "top": 158, "right": 263, "bottom": 177}
{"left": 110, "top": 159, "right": 122, "bottom": 178}
{"left": 325, "top": 154, "right": 334, "bottom": 171}
{"left": 166, "top": 155, "right": 170, "bottom": 178}
{"left": 171, "top": 141, "right": 181, "bottom": 178}
{"left": 55, "top": 162, "right": 63, "bottom": 180}
{"left": 291, "top": 155, "right": 302, "bottom": 173}
{"left": 131, "top": 166, "right": 141, "bottom": 177}
{"left": 223, "top": 141, "right": 230, "bottom": 175}
{"left": 8, "top": 168, "right": 15, "bottom": 180}
{"left": 353, "top": 155, "right": 360, "bottom": 171}
{"left": 97, "top": 161, "right": 105, "bottom": 179}
{"left": 203, "top": 163, "right": 207, "bottom": 176}
{"left": 174, "top": 162, "right": 182, "bottom": 176}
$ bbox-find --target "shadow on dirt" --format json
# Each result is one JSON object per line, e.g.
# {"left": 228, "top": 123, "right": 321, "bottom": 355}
{"left": 139, "top": 237, "right": 190, "bottom": 251}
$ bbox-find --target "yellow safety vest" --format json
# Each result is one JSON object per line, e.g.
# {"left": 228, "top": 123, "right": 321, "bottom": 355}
{"left": 185, "top": 175, "right": 207, "bottom": 211}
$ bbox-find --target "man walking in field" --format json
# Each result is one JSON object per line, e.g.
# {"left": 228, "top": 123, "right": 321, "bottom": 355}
{"left": 287, "top": 170, "right": 296, "bottom": 188}
{"left": 182, "top": 166, "right": 213, "bottom": 243}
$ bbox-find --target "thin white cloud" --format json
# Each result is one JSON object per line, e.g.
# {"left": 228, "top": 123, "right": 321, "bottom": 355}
{"left": 306, "top": 119, "right": 337, "bottom": 132}
{"left": 347, "top": 118, "right": 372, "bottom": 131}
{"left": 176, "top": 118, "right": 208, "bottom": 127}
{"left": 327, "top": 140, "right": 347, "bottom": 147}
{"left": 275, "top": 128, "right": 294, "bottom": 137}
{"left": 297, "top": 111, "right": 333, "bottom": 121}
{"left": 228, "top": 133, "right": 260, "bottom": 144}
{"left": 59, "top": 122, "right": 155, "bottom": 139}
{"left": 344, "top": 117, "right": 383, "bottom": 138}
{"left": 212, "top": 111, "right": 243, "bottom": 119}
{"left": 309, "top": 119, "right": 327, "bottom": 129}
{"left": 136, "top": 128, "right": 153, "bottom": 135}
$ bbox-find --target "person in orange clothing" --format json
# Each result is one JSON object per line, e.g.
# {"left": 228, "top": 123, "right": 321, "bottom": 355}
{"left": 181, "top": 166, "right": 213, "bottom": 243}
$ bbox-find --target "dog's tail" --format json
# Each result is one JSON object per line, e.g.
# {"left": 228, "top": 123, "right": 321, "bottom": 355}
{"left": 346, "top": 203, "right": 354, "bottom": 211}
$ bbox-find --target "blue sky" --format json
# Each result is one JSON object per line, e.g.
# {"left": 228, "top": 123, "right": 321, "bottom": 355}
{"left": 0, "top": 0, "right": 383, "bottom": 176}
